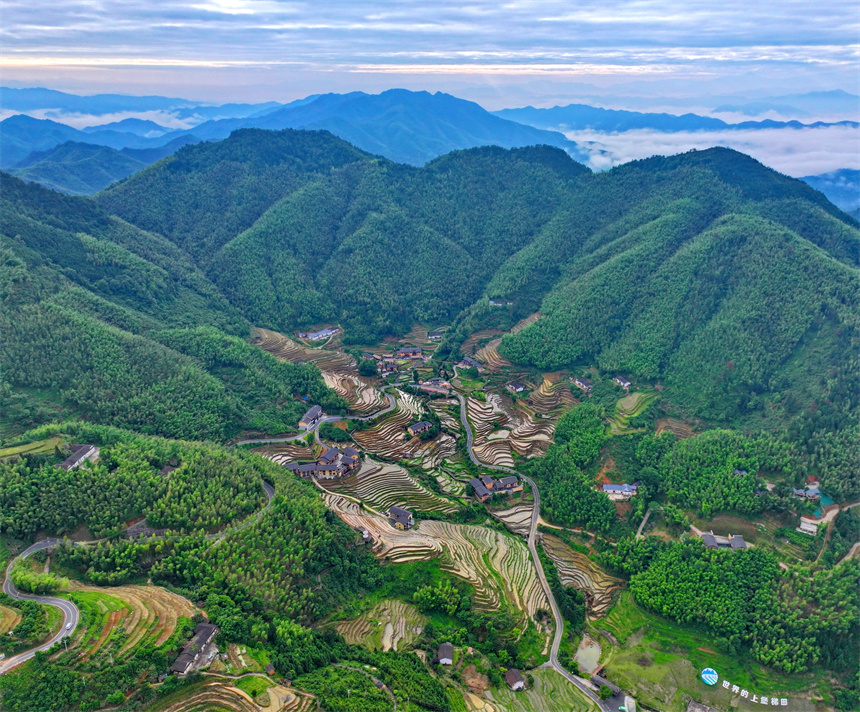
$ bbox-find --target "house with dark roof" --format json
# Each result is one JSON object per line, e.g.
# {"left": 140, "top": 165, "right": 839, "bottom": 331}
{"left": 573, "top": 377, "right": 593, "bottom": 392}
{"left": 59, "top": 444, "right": 99, "bottom": 471}
{"left": 701, "top": 531, "right": 747, "bottom": 550}
{"left": 434, "top": 642, "right": 454, "bottom": 665}
{"left": 407, "top": 421, "right": 432, "bottom": 437}
{"left": 459, "top": 356, "right": 483, "bottom": 371}
{"left": 506, "top": 381, "right": 526, "bottom": 394}
{"left": 265, "top": 663, "right": 276, "bottom": 675}
{"left": 504, "top": 668, "right": 525, "bottom": 691}
{"left": 299, "top": 405, "right": 323, "bottom": 430}
{"left": 470, "top": 478, "right": 492, "bottom": 503}
{"left": 480, "top": 475, "right": 496, "bottom": 489}
{"left": 429, "top": 331, "right": 444, "bottom": 341}
{"left": 318, "top": 447, "right": 340, "bottom": 465}
{"left": 497, "top": 476, "right": 522, "bottom": 493}
{"left": 396, "top": 346, "right": 423, "bottom": 359}
{"left": 170, "top": 623, "right": 219, "bottom": 675}
{"left": 388, "top": 506, "right": 414, "bottom": 530}
{"left": 613, "top": 375, "right": 632, "bottom": 389}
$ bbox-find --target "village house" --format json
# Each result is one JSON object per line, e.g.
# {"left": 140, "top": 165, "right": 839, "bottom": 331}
{"left": 388, "top": 506, "right": 414, "bottom": 530}
{"left": 573, "top": 377, "right": 593, "bottom": 393}
{"left": 480, "top": 475, "right": 496, "bottom": 490}
{"left": 265, "top": 663, "right": 276, "bottom": 676}
{"left": 170, "top": 623, "right": 219, "bottom": 675}
{"left": 489, "top": 299, "right": 513, "bottom": 306}
{"left": 797, "top": 519, "right": 819, "bottom": 536}
{"left": 591, "top": 674, "right": 621, "bottom": 697}
{"left": 613, "top": 375, "right": 632, "bottom": 389}
{"left": 59, "top": 443, "right": 100, "bottom": 471}
{"left": 407, "top": 421, "right": 432, "bottom": 437}
{"left": 470, "top": 477, "right": 492, "bottom": 503}
{"left": 506, "top": 381, "right": 526, "bottom": 394}
{"left": 792, "top": 485, "right": 821, "bottom": 500}
{"left": 396, "top": 346, "right": 423, "bottom": 359}
{"left": 602, "top": 483, "right": 638, "bottom": 501}
{"left": 299, "top": 405, "right": 323, "bottom": 430}
{"left": 504, "top": 668, "right": 525, "bottom": 691}
{"left": 428, "top": 331, "right": 444, "bottom": 341}
{"left": 434, "top": 642, "right": 454, "bottom": 665}
{"left": 285, "top": 446, "right": 362, "bottom": 480}
{"left": 496, "top": 476, "right": 523, "bottom": 493}
{"left": 318, "top": 447, "right": 340, "bottom": 465}
{"left": 459, "top": 356, "right": 483, "bottom": 372}
{"left": 701, "top": 531, "right": 747, "bottom": 550}
{"left": 298, "top": 327, "right": 340, "bottom": 341}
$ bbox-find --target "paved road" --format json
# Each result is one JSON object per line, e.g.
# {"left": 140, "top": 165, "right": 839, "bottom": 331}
{"left": 0, "top": 539, "right": 80, "bottom": 675}
{"left": 0, "top": 479, "right": 278, "bottom": 675}
{"left": 453, "top": 386, "right": 616, "bottom": 712}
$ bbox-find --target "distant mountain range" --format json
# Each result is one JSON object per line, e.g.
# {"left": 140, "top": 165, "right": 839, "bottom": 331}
{"left": 800, "top": 169, "right": 860, "bottom": 213}
{"left": 493, "top": 103, "right": 859, "bottom": 133}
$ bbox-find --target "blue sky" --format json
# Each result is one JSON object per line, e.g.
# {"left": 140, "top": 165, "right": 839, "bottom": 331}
{"left": 2, "top": 1, "right": 858, "bottom": 108}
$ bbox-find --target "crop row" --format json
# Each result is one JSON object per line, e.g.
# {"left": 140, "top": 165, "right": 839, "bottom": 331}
{"left": 526, "top": 377, "right": 576, "bottom": 416}
{"left": 253, "top": 327, "right": 356, "bottom": 375}
{"left": 158, "top": 683, "right": 260, "bottom": 712}
{"left": 323, "top": 372, "right": 386, "bottom": 413}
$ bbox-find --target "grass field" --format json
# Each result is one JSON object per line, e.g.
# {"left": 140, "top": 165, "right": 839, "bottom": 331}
{"left": 481, "top": 668, "right": 596, "bottom": 712}
{"left": 600, "top": 592, "right": 830, "bottom": 712}
{"left": 0, "top": 436, "right": 63, "bottom": 461}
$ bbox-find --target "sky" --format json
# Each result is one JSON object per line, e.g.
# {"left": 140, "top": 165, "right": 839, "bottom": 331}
{"left": 2, "top": 0, "right": 858, "bottom": 108}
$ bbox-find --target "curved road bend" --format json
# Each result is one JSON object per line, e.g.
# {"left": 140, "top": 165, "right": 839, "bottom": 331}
{"left": 454, "top": 389, "right": 615, "bottom": 712}
{"left": 0, "top": 480, "right": 277, "bottom": 675}
{"left": 1, "top": 539, "right": 80, "bottom": 675}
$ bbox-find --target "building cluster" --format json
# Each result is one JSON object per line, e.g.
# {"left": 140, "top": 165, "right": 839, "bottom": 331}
{"left": 415, "top": 377, "right": 450, "bottom": 395}
{"left": 470, "top": 475, "right": 523, "bottom": 502}
{"left": 170, "top": 622, "right": 219, "bottom": 676}
{"left": 701, "top": 531, "right": 748, "bottom": 550}
{"left": 59, "top": 443, "right": 100, "bottom": 471}
{"left": 297, "top": 327, "right": 340, "bottom": 341}
{"left": 792, "top": 485, "right": 821, "bottom": 500}
{"left": 286, "top": 446, "right": 361, "bottom": 480}
{"left": 458, "top": 356, "right": 484, "bottom": 372}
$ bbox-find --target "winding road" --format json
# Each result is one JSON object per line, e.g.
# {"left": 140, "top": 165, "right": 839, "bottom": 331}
{"left": 0, "top": 480, "right": 277, "bottom": 676}
{"left": 453, "top": 388, "right": 618, "bottom": 712}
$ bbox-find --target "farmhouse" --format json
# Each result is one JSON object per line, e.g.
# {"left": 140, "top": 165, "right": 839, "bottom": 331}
{"left": 434, "top": 642, "right": 454, "bottom": 665}
{"left": 602, "top": 483, "right": 638, "bottom": 500}
{"left": 573, "top": 377, "right": 593, "bottom": 392}
{"left": 613, "top": 375, "right": 632, "bottom": 389}
{"left": 489, "top": 299, "right": 513, "bottom": 306}
{"left": 459, "top": 356, "right": 483, "bottom": 372}
{"left": 59, "top": 444, "right": 99, "bottom": 471}
{"left": 299, "top": 405, "right": 323, "bottom": 430}
{"left": 496, "top": 476, "right": 523, "bottom": 493}
{"left": 504, "top": 668, "right": 525, "bottom": 691}
{"left": 429, "top": 331, "right": 444, "bottom": 341}
{"left": 396, "top": 346, "right": 423, "bottom": 359}
{"left": 506, "top": 381, "right": 526, "bottom": 394}
{"left": 407, "top": 421, "right": 432, "bottom": 437}
{"left": 388, "top": 506, "right": 414, "bottom": 530}
{"left": 480, "top": 475, "right": 496, "bottom": 490}
{"left": 701, "top": 531, "right": 747, "bottom": 550}
{"left": 286, "top": 446, "right": 362, "bottom": 480}
{"left": 318, "top": 447, "right": 340, "bottom": 465}
{"left": 470, "top": 478, "right": 492, "bottom": 502}
{"left": 265, "top": 664, "right": 276, "bottom": 676}
{"left": 171, "top": 622, "right": 219, "bottom": 675}
{"left": 298, "top": 327, "right": 340, "bottom": 341}
{"left": 792, "top": 486, "right": 821, "bottom": 500}
{"left": 797, "top": 519, "right": 819, "bottom": 536}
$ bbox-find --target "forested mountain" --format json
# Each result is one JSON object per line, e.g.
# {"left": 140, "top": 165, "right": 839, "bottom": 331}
{"left": 0, "top": 172, "right": 343, "bottom": 440}
{"left": 7, "top": 137, "right": 200, "bottom": 196}
{"left": 800, "top": 169, "right": 860, "bottom": 213}
{"left": 3, "top": 128, "right": 859, "bottom": 477}
{"left": 158, "top": 89, "right": 588, "bottom": 165}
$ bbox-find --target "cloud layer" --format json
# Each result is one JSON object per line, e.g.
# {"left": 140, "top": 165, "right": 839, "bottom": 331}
{"left": 2, "top": 1, "right": 858, "bottom": 104}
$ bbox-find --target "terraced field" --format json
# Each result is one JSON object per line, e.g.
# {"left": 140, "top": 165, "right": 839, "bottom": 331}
{"left": 323, "top": 457, "right": 459, "bottom": 514}
{"left": 655, "top": 417, "right": 695, "bottom": 439}
{"left": 323, "top": 371, "right": 386, "bottom": 413}
{"left": 0, "top": 604, "right": 22, "bottom": 635}
{"left": 68, "top": 582, "right": 196, "bottom": 659}
{"left": 351, "top": 391, "right": 429, "bottom": 458}
{"left": 540, "top": 534, "right": 622, "bottom": 619}
{"left": 474, "top": 338, "right": 512, "bottom": 371}
{"left": 609, "top": 392, "right": 659, "bottom": 434}
{"left": 526, "top": 376, "right": 577, "bottom": 417}
{"left": 460, "top": 329, "right": 505, "bottom": 357}
{"left": 325, "top": 496, "right": 547, "bottom": 621}
{"left": 467, "top": 395, "right": 554, "bottom": 467}
{"left": 253, "top": 327, "right": 357, "bottom": 375}
{"left": 0, "top": 436, "right": 63, "bottom": 461}
{"left": 335, "top": 599, "right": 427, "bottom": 651}
{"left": 492, "top": 505, "right": 533, "bottom": 536}
{"left": 155, "top": 682, "right": 271, "bottom": 712}
{"left": 481, "top": 668, "right": 594, "bottom": 712}
{"left": 258, "top": 442, "right": 316, "bottom": 465}
{"left": 428, "top": 398, "right": 462, "bottom": 432}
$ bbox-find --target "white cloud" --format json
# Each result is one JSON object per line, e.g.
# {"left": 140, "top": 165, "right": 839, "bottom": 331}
{"left": 566, "top": 125, "right": 860, "bottom": 177}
